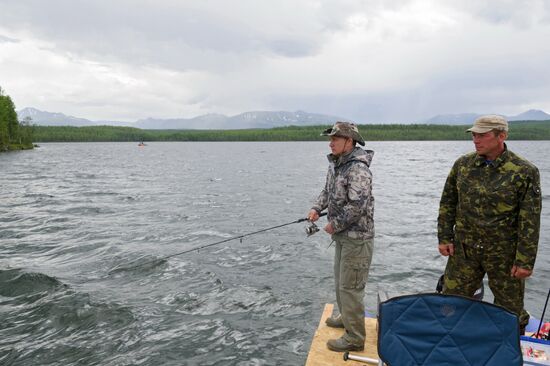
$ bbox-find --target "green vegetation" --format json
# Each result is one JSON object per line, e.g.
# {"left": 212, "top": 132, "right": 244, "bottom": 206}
{"left": 33, "top": 120, "right": 550, "bottom": 142}
{"left": 3, "top": 87, "right": 549, "bottom": 146}
{"left": 0, "top": 86, "right": 34, "bottom": 151}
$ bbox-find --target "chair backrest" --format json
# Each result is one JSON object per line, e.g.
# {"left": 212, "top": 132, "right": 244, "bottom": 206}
{"left": 377, "top": 293, "right": 522, "bottom": 366}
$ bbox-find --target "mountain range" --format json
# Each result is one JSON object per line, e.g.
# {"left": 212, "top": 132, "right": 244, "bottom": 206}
{"left": 17, "top": 108, "right": 350, "bottom": 129}
{"left": 16, "top": 107, "right": 550, "bottom": 129}
{"left": 420, "top": 109, "right": 550, "bottom": 124}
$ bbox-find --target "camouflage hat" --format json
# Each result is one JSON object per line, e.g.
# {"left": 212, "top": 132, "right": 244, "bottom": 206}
{"left": 321, "top": 121, "right": 365, "bottom": 146}
{"left": 466, "top": 115, "right": 508, "bottom": 133}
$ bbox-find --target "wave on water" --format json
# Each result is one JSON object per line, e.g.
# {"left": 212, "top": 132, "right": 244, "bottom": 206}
{"left": 0, "top": 268, "right": 137, "bottom": 366}
{"left": 2, "top": 141, "right": 548, "bottom": 365}
{"left": 0, "top": 268, "right": 64, "bottom": 298}
{"left": 107, "top": 256, "right": 168, "bottom": 275}
{"left": 188, "top": 229, "right": 233, "bottom": 239}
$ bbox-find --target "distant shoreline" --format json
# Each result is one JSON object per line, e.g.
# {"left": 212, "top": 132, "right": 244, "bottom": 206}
{"left": 0, "top": 143, "right": 34, "bottom": 152}
{"left": 31, "top": 121, "right": 550, "bottom": 143}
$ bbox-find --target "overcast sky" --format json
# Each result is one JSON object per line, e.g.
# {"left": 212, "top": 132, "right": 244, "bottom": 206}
{"left": 1, "top": 0, "right": 550, "bottom": 123}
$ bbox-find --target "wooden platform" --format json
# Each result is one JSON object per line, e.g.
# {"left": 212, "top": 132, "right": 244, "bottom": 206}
{"left": 305, "top": 304, "right": 379, "bottom": 365}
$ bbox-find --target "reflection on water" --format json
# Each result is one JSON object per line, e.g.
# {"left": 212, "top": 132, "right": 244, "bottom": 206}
{"left": 1, "top": 141, "right": 548, "bottom": 365}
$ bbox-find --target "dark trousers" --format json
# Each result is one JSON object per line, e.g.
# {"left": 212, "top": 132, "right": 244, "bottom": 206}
{"left": 443, "top": 243, "right": 529, "bottom": 328}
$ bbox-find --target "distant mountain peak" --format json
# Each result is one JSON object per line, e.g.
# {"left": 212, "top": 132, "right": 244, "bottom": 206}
{"left": 510, "top": 109, "right": 550, "bottom": 121}
{"left": 21, "top": 107, "right": 548, "bottom": 128}
{"left": 421, "top": 109, "right": 550, "bottom": 124}
{"left": 17, "top": 107, "right": 93, "bottom": 126}
{"left": 423, "top": 113, "right": 481, "bottom": 124}
{"left": 17, "top": 107, "right": 347, "bottom": 129}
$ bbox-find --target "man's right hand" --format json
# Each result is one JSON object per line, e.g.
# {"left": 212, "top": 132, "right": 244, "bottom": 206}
{"left": 438, "top": 243, "right": 454, "bottom": 256}
{"left": 308, "top": 209, "right": 319, "bottom": 222}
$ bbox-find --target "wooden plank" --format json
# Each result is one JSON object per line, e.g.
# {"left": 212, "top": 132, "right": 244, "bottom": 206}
{"left": 305, "top": 304, "right": 379, "bottom": 365}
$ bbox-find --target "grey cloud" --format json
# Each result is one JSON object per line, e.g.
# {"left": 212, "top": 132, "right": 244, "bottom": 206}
{"left": 271, "top": 92, "right": 412, "bottom": 123}
{"left": 2, "top": 0, "right": 549, "bottom": 121}
{"left": 456, "top": 0, "right": 550, "bottom": 28}
{"left": 266, "top": 39, "right": 320, "bottom": 58}
{"left": 0, "top": 0, "right": 411, "bottom": 70}
{"left": 0, "top": 0, "right": 332, "bottom": 70}
{"left": 270, "top": 56, "right": 550, "bottom": 124}
{"left": 0, "top": 34, "right": 19, "bottom": 43}
{"left": 543, "top": 1, "right": 550, "bottom": 23}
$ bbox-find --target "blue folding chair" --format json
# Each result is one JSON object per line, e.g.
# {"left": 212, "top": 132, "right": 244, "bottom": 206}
{"left": 377, "top": 293, "right": 522, "bottom": 366}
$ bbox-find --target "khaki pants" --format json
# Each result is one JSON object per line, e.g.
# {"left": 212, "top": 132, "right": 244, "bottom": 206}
{"left": 333, "top": 234, "right": 374, "bottom": 344}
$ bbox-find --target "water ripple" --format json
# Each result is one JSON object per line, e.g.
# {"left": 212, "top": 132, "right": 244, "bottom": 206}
{"left": 1, "top": 141, "right": 549, "bottom": 365}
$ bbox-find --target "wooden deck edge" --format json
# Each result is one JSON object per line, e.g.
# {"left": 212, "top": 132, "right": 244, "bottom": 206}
{"left": 305, "top": 304, "right": 379, "bottom": 366}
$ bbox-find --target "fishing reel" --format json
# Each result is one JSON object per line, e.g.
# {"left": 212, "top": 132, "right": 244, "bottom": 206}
{"left": 305, "top": 222, "right": 320, "bottom": 237}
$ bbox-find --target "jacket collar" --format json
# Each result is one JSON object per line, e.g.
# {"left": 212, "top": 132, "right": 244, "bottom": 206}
{"left": 327, "top": 147, "right": 374, "bottom": 168}
{"left": 473, "top": 143, "right": 509, "bottom": 167}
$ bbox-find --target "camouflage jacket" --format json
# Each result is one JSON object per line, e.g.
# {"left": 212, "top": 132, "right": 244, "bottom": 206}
{"left": 312, "top": 147, "right": 374, "bottom": 240}
{"left": 438, "top": 146, "right": 542, "bottom": 270}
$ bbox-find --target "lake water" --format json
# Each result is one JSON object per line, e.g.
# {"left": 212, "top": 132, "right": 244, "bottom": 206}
{"left": 1, "top": 141, "right": 549, "bottom": 365}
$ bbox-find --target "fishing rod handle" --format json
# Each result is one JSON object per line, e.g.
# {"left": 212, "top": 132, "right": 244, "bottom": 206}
{"left": 310, "top": 211, "right": 328, "bottom": 219}
{"left": 299, "top": 211, "right": 328, "bottom": 223}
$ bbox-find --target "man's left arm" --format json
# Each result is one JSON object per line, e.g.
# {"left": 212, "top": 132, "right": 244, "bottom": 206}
{"left": 514, "top": 167, "right": 542, "bottom": 276}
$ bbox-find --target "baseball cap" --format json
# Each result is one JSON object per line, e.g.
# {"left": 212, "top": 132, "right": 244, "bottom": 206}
{"left": 466, "top": 115, "right": 508, "bottom": 133}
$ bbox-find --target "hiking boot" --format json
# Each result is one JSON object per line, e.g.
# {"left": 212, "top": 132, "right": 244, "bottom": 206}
{"left": 326, "top": 337, "right": 364, "bottom": 352}
{"left": 325, "top": 315, "right": 344, "bottom": 328}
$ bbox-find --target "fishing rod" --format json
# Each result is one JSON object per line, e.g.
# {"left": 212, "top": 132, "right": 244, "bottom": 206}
{"left": 533, "top": 287, "right": 550, "bottom": 340}
{"left": 110, "top": 212, "right": 327, "bottom": 273}
{"left": 164, "top": 212, "right": 327, "bottom": 260}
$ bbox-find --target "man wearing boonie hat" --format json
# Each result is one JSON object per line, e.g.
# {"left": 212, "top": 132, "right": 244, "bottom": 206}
{"left": 307, "top": 121, "right": 375, "bottom": 352}
{"left": 437, "top": 114, "right": 541, "bottom": 334}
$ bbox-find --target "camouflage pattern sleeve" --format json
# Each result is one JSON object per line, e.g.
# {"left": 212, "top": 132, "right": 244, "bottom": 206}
{"left": 515, "top": 166, "right": 542, "bottom": 270}
{"left": 438, "top": 159, "right": 459, "bottom": 244}
{"left": 331, "top": 162, "right": 372, "bottom": 233}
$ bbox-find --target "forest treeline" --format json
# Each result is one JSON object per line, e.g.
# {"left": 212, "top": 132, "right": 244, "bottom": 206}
{"left": 2, "top": 83, "right": 550, "bottom": 146}
{"left": 32, "top": 120, "right": 550, "bottom": 142}
{"left": 0, "top": 87, "right": 34, "bottom": 151}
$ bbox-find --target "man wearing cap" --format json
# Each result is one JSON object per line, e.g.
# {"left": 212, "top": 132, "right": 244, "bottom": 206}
{"left": 438, "top": 115, "right": 541, "bottom": 333}
{"left": 308, "top": 121, "right": 375, "bottom": 352}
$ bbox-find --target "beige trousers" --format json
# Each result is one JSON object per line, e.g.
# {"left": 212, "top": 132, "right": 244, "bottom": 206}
{"left": 333, "top": 234, "right": 374, "bottom": 344}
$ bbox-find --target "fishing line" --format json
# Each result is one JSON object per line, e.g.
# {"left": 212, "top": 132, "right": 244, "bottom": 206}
{"left": 109, "top": 212, "right": 326, "bottom": 274}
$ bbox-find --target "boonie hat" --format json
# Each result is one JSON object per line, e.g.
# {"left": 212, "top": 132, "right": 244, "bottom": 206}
{"left": 466, "top": 115, "right": 508, "bottom": 133}
{"left": 321, "top": 121, "right": 365, "bottom": 146}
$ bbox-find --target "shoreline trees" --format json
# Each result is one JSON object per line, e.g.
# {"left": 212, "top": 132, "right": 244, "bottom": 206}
{"left": 0, "top": 86, "right": 34, "bottom": 152}
{"left": 2, "top": 83, "right": 549, "bottom": 146}
{"left": 30, "top": 120, "right": 550, "bottom": 143}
